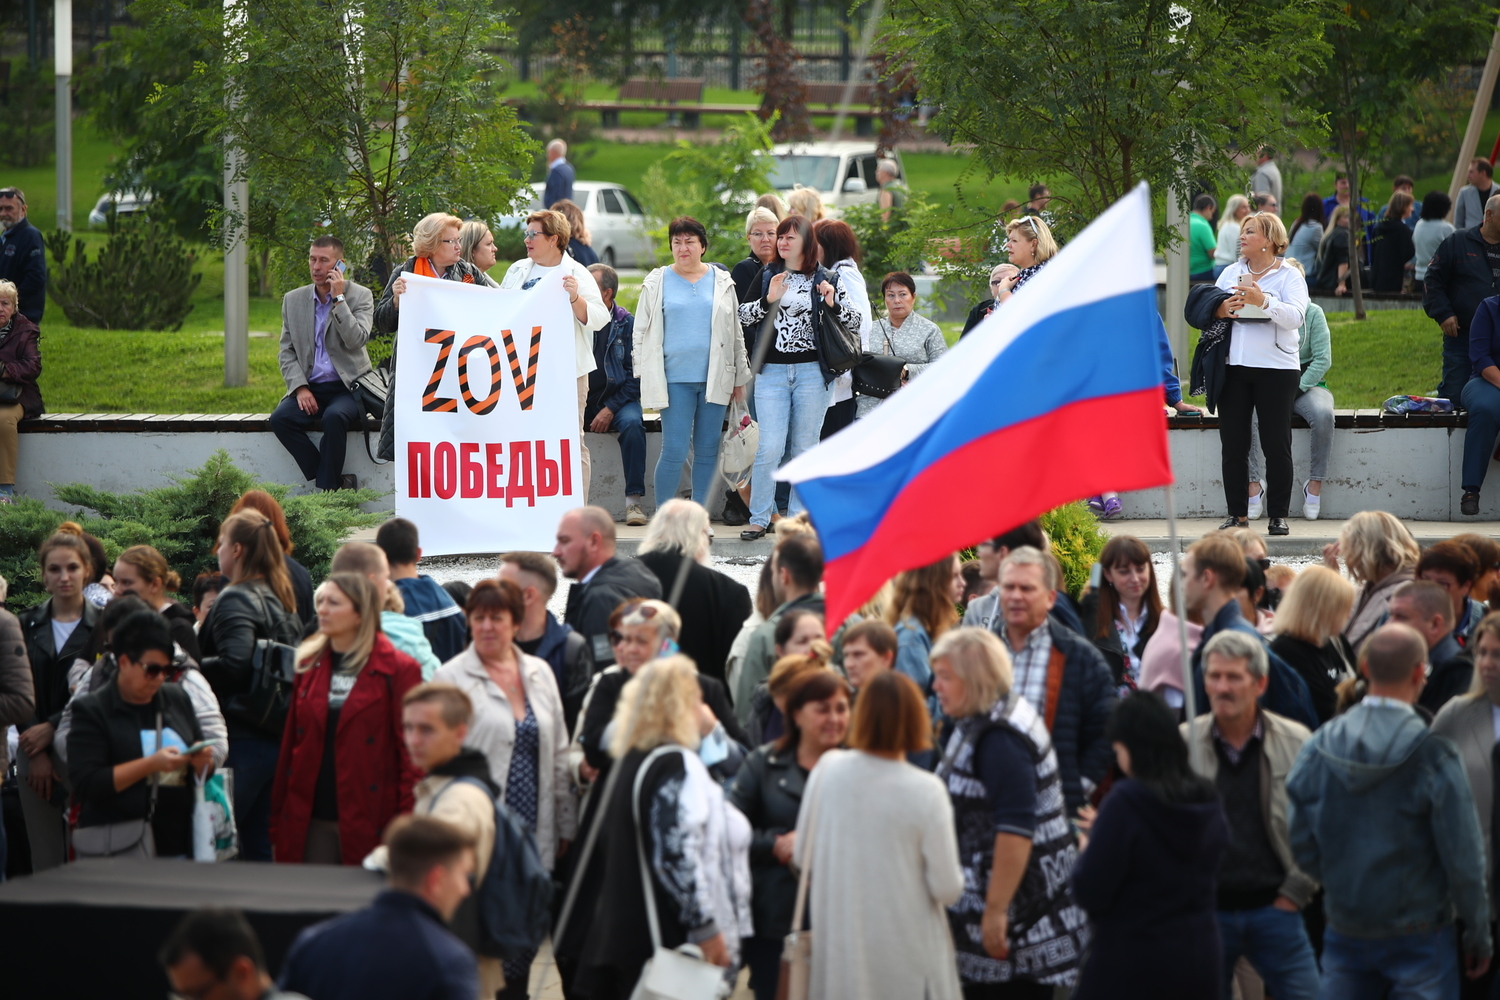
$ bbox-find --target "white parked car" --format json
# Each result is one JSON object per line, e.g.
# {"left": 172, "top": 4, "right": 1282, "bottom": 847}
{"left": 498, "top": 181, "right": 656, "bottom": 269}
{"left": 87, "top": 189, "right": 155, "bottom": 226}
{"left": 758, "top": 142, "right": 908, "bottom": 213}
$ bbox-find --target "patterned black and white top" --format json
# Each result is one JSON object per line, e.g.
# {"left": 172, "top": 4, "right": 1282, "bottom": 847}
{"left": 738, "top": 269, "right": 862, "bottom": 366}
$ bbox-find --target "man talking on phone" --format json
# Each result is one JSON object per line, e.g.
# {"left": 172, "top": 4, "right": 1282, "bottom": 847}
{"left": 271, "top": 236, "right": 376, "bottom": 491}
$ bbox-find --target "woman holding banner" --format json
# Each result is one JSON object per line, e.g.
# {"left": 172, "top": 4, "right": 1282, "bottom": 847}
{"left": 499, "top": 209, "right": 610, "bottom": 503}
{"left": 737, "top": 215, "right": 860, "bottom": 541}
{"left": 634, "top": 216, "right": 750, "bottom": 509}
{"left": 374, "top": 212, "right": 487, "bottom": 333}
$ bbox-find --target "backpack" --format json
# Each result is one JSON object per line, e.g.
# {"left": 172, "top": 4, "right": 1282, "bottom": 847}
{"left": 430, "top": 775, "right": 554, "bottom": 960}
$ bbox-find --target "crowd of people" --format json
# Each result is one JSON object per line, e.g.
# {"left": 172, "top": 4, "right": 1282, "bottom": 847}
{"left": 5, "top": 488, "right": 1500, "bottom": 1000}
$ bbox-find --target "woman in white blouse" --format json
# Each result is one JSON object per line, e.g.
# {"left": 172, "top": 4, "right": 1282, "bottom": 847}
{"left": 1214, "top": 212, "right": 1309, "bottom": 536}
{"left": 1213, "top": 194, "right": 1251, "bottom": 279}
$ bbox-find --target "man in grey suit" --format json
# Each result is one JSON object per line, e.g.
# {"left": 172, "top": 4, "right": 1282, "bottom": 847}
{"left": 270, "top": 235, "right": 375, "bottom": 490}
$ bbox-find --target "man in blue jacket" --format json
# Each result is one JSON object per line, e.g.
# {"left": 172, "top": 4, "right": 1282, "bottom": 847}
{"left": 0, "top": 188, "right": 46, "bottom": 324}
{"left": 377, "top": 518, "right": 469, "bottom": 663}
{"left": 586, "top": 264, "right": 646, "bottom": 526}
{"left": 543, "top": 139, "right": 575, "bottom": 208}
{"left": 280, "top": 815, "right": 478, "bottom": 1000}
{"left": 1288, "top": 623, "right": 1492, "bottom": 997}
{"left": 499, "top": 550, "right": 591, "bottom": 730}
{"left": 1181, "top": 534, "right": 1318, "bottom": 730}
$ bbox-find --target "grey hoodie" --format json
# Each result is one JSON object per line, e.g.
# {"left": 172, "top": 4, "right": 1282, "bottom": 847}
{"left": 1287, "top": 699, "right": 1492, "bottom": 957}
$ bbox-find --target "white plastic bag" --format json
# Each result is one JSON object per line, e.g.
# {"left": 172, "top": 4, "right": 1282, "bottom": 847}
{"left": 193, "top": 767, "right": 239, "bottom": 862}
{"left": 718, "top": 398, "right": 758, "bottom": 489}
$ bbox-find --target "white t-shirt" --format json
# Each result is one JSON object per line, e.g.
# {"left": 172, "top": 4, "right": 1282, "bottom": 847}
{"left": 52, "top": 617, "right": 81, "bottom": 654}
{"left": 1216, "top": 260, "right": 1308, "bottom": 371}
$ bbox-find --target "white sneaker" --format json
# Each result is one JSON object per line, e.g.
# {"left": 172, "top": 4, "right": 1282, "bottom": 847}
{"left": 1247, "top": 484, "right": 1265, "bottom": 520}
{"left": 1303, "top": 483, "right": 1321, "bottom": 521}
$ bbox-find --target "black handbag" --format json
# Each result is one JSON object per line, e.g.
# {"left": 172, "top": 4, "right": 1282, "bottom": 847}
{"left": 851, "top": 324, "right": 905, "bottom": 399}
{"left": 224, "top": 585, "right": 300, "bottom": 736}
{"left": 352, "top": 360, "right": 392, "bottom": 464}
{"left": 810, "top": 267, "right": 862, "bottom": 375}
{"left": 0, "top": 382, "right": 22, "bottom": 404}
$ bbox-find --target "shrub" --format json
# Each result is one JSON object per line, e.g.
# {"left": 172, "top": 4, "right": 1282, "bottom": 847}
{"left": 841, "top": 199, "right": 928, "bottom": 304}
{"left": 0, "top": 62, "right": 54, "bottom": 168}
{"left": 0, "top": 450, "right": 382, "bottom": 609}
{"left": 45, "top": 213, "right": 202, "bottom": 330}
{"left": 1040, "top": 502, "right": 1109, "bottom": 600}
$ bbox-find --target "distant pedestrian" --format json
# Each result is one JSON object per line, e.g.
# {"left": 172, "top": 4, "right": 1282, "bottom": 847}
{"left": 1455, "top": 157, "right": 1496, "bottom": 230}
{"left": 1249, "top": 148, "right": 1283, "bottom": 210}
{"left": 1214, "top": 194, "right": 1251, "bottom": 280}
{"left": 994, "top": 215, "right": 1058, "bottom": 302}
{"left": 552, "top": 506, "right": 662, "bottom": 671}
{"left": 279, "top": 815, "right": 480, "bottom": 1000}
{"left": 1189, "top": 194, "right": 1218, "bottom": 282}
{"left": 795, "top": 670, "right": 964, "bottom": 1000}
{"left": 0, "top": 187, "right": 45, "bottom": 324}
{"left": 1071, "top": 693, "right": 1229, "bottom": 1000}
{"left": 1424, "top": 192, "right": 1500, "bottom": 403}
{"left": 1411, "top": 192, "right": 1454, "bottom": 295}
{"left": 543, "top": 139, "right": 575, "bottom": 208}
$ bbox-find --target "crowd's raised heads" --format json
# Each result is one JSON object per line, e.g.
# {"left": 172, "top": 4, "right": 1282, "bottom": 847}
{"left": 297, "top": 572, "right": 381, "bottom": 673}
{"left": 1453, "top": 533, "right": 1500, "bottom": 602}
{"left": 115, "top": 544, "right": 182, "bottom": 598}
{"left": 410, "top": 213, "right": 466, "bottom": 257}
{"left": 786, "top": 185, "right": 824, "bottom": 221}
{"left": 1337, "top": 511, "right": 1419, "bottom": 584}
{"left": 587, "top": 262, "right": 618, "bottom": 299}
{"left": 1389, "top": 580, "right": 1454, "bottom": 634}
{"left": 1094, "top": 534, "right": 1162, "bottom": 634}
{"left": 813, "top": 218, "right": 862, "bottom": 267}
{"left": 1185, "top": 534, "right": 1247, "bottom": 593}
{"left": 159, "top": 908, "right": 272, "bottom": 996}
{"left": 1360, "top": 623, "right": 1429, "bottom": 687}
{"left": 1275, "top": 565, "right": 1354, "bottom": 645}
{"left": 218, "top": 509, "right": 297, "bottom": 615}
{"left": 384, "top": 814, "right": 477, "bottom": 898}
{"left": 993, "top": 519, "right": 1046, "bottom": 554}
{"left": 774, "top": 533, "right": 824, "bottom": 594}
{"left": 499, "top": 550, "right": 561, "bottom": 601}
{"left": 192, "top": 571, "right": 227, "bottom": 621}
{"left": 376, "top": 516, "right": 422, "bottom": 567}
{"left": 639, "top": 498, "right": 712, "bottom": 565}
{"left": 887, "top": 553, "right": 960, "bottom": 638}
{"left": 465, "top": 577, "right": 526, "bottom": 624}
{"left": 768, "top": 647, "right": 832, "bottom": 707}
{"left": 849, "top": 670, "right": 931, "bottom": 755}
{"left": 1416, "top": 540, "right": 1479, "bottom": 601}
{"left": 546, "top": 138, "right": 568, "bottom": 157}
{"left": 610, "top": 597, "right": 682, "bottom": 642}
{"left": 999, "top": 545, "right": 1056, "bottom": 592}
{"left": 1228, "top": 526, "right": 1268, "bottom": 561}
{"left": 1241, "top": 212, "right": 1289, "bottom": 255}
{"left": 524, "top": 209, "right": 571, "bottom": 253}
{"left": 1106, "top": 692, "right": 1213, "bottom": 804}
{"left": 842, "top": 619, "right": 897, "bottom": 691}
{"left": 553, "top": 199, "right": 591, "bottom": 247}
{"left": 1421, "top": 191, "right": 1452, "bottom": 221}
{"left": 330, "top": 541, "right": 389, "bottom": 580}
{"left": 930, "top": 627, "right": 1012, "bottom": 717}
{"left": 1201, "top": 628, "right": 1268, "bottom": 680}
{"left": 1004, "top": 214, "right": 1059, "bottom": 263}
{"left": 611, "top": 654, "right": 703, "bottom": 758}
{"left": 402, "top": 681, "right": 474, "bottom": 729}
{"left": 746, "top": 205, "right": 781, "bottom": 235}
{"left": 774, "top": 669, "right": 851, "bottom": 754}
{"left": 773, "top": 608, "right": 826, "bottom": 659}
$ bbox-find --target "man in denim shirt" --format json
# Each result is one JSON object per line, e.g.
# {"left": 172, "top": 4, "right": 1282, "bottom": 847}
{"left": 1288, "top": 623, "right": 1492, "bottom": 998}
{"left": 586, "top": 264, "right": 646, "bottom": 525}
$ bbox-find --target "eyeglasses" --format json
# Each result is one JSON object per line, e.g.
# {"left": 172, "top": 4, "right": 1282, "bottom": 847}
{"left": 438, "top": 238, "right": 462, "bottom": 246}
{"left": 522, "top": 231, "right": 545, "bottom": 241}
{"left": 748, "top": 230, "right": 776, "bottom": 239}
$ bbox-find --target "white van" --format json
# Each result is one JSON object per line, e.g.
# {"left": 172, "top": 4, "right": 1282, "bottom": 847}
{"left": 759, "top": 142, "right": 907, "bottom": 213}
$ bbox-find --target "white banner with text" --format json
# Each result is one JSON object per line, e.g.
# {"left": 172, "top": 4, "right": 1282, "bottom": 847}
{"left": 394, "top": 271, "right": 580, "bottom": 556}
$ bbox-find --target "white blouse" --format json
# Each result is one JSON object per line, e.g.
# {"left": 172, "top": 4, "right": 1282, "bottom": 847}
{"left": 1216, "top": 260, "right": 1308, "bottom": 371}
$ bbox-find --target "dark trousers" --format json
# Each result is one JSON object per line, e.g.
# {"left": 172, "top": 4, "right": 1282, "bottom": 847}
{"left": 226, "top": 733, "right": 281, "bottom": 861}
{"left": 962, "top": 981, "right": 1053, "bottom": 999}
{"left": 743, "top": 935, "right": 783, "bottom": 1000}
{"left": 820, "top": 396, "right": 857, "bottom": 439}
{"left": 586, "top": 397, "right": 646, "bottom": 497}
{"left": 1442, "top": 330, "right": 1473, "bottom": 402}
{"left": 1219, "top": 365, "right": 1300, "bottom": 518}
{"left": 269, "top": 380, "right": 362, "bottom": 489}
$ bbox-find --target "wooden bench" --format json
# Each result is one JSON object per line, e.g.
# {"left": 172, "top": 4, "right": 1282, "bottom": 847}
{"left": 801, "top": 82, "right": 880, "bottom": 135}
{"left": 598, "top": 77, "right": 706, "bottom": 128}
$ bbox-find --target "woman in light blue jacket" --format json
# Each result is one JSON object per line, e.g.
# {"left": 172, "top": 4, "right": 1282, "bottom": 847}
{"left": 885, "top": 555, "right": 962, "bottom": 706}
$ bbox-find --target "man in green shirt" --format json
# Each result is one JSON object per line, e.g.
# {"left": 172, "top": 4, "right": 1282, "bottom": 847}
{"left": 1189, "top": 193, "right": 1218, "bottom": 281}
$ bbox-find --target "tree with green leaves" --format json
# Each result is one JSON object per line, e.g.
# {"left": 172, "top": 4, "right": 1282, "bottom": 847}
{"left": 1304, "top": 0, "right": 1493, "bottom": 318}
{"left": 883, "top": 0, "right": 1330, "bottom": 249}
{"left": 637, "top": 113, "right": 776, "bottom": 260}
{"left": 132, "top": 0, "right": 535, "bottom": 285}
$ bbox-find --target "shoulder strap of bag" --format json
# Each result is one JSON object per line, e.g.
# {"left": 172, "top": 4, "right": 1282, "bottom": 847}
{"left": 552, "top": 745, "right": 627, "bottom": 944}
{"left": 632, "top": 744, "right": 686, "bottom": 952}
{"left": 147, "top": 710, "right": 162, "bottom": 822}
{"left": 788, "top": 770, "right": 817, "bottom": 934}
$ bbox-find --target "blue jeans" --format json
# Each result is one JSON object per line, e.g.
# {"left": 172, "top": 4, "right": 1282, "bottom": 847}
{"left": 1219, "top": 906, "right": 1320, "bottom": 1000}
{"left": 227, "top": 733, "right": 282, "bottom": 862}
{"left": 269, "top": 380, "right": 364, "bottom": 490}
{"left": 1462, "top": 376, "right": 1500, "bottom": 491}
{"left": 655, "top": 382, "right": 727, "bottom": 506}
{"left": 1320, "top": 925, "right": 1459, "bottom": 1000}
{"left": 602, "top": 399, "right": 646, "bottom": 498}
{"left": 745, "top": 375, "right": 792, "bottom": 512}
{"left": 750, "top": 363, "right": 831, "bottom": 526}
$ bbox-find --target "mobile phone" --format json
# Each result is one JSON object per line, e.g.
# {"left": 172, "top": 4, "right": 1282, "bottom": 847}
{"left": 335, "top": 260, "right": 347, "bottom": 274}
{"left": 182, "top": 740, "right": 214, "bottom": 755}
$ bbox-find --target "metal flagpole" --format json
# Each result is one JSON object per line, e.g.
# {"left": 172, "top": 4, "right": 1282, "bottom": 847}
{"left": 1164, "top": 482, "right": 1205, "bottom": 764}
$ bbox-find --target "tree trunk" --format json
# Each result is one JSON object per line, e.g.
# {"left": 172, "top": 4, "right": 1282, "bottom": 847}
{"left": 1346, "top": 152, "right": 1367, "bottom": 321}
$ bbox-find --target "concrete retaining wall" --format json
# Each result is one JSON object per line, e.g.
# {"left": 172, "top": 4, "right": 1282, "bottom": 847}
{"left": 15, "top": 410, "right": 1498, "bottom": 522}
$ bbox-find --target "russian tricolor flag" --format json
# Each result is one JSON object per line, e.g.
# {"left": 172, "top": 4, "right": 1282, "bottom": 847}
{"left": 779, "top": 184, "right": 1173, "bottom": 627}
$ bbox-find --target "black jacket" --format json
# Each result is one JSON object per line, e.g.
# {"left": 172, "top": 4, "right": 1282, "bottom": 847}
{"left": 68, "top": 678, "right": 202, "bottom": 828}
{"left": 579, "top": 666, "right": 748, "bottom": 773}
{"left": 731, "top": 255, "right": 767, "bottom": 355}
{"left": 727, "top": 745, "right": 807, "bottom": 938}
{"left": 1369, "top": 218, "right": 1416, "bottom": 293}
{"left": 563, "top": 556, "right": 662, "bottom": 670}
{"left": 1425, "top": 225, "right": 1500, "bottom": 336}
{"left": 1186, "top": 284, "right": 1232, "bottom": 412}
{"left": 531, "top": 612, "right": 592, "bottom": 733}
{"left": 1269, "top": 633, "right": 1350, "bottom": 725}
{"left": 1419, "top": 651, "right": 1474, "bottom": 717}
{"left": 286, "top": 555, "right": 315, "bottom": 631}
{"left": 161, "top": 600, "right": 202, "bottom": 664}
{"left": 637, "top": 550, "right": 753, "bottom": 686}
{"left": 0, "top": 217, "right": 47, "bottom": 323}
{"left": 196, "top": 580, "right": 299, "bottom": 739}
{"left": 19, "top": 598, "right": 100, "bottom": 729}
{"left": 960, "top": 298, "right": 996, "bottom": 337}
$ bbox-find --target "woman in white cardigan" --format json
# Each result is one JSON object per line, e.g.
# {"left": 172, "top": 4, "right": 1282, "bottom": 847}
{"left": 432, "top": 577, "right": 576, "bottom": 992}
{"left": 795, "top": 670, "right": 963, "bottom": 1000}
{"left": 633, "top": 216, "right": 750, "bottom": 507}
{"left": 499, "top": 209, "right": 609, "bottom": 502}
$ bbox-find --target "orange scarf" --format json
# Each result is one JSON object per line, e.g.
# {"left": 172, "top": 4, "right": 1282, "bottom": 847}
{"left": 413, "top": 257, "right": 475, "bottom": 283}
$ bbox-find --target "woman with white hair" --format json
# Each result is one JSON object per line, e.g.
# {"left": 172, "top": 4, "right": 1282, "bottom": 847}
{"left": 573, "top": 656, "right": 751, "bottom": 998}
{"left": 636, "top": 499, "right": 753, "bottom": 685}
{"left": 0, "top": 279, "right": 41, "bottom": 501}
{"left": 374, "top": 212, "right": 487, "bottom": 334}
{"left": 1213, "top": 194, "right": 1252, "bottom": 280}
{"left": 930, "top": 627, "right": 1084, "bottom": 993}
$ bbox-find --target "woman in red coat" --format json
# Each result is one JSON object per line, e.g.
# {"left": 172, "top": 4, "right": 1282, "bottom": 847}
{"left": 271, "top": 572, "right": 422, "bottom": 864}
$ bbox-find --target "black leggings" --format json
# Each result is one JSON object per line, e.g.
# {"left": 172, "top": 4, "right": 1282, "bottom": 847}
{"left": 1218, "top": 365, "right": 1300, "bottom": 518}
